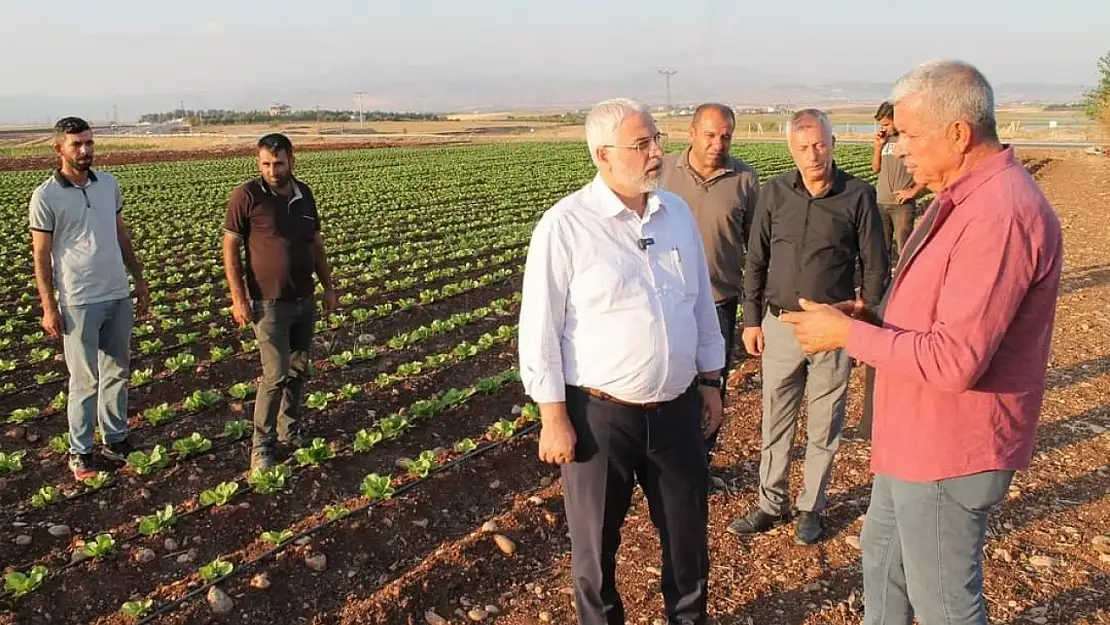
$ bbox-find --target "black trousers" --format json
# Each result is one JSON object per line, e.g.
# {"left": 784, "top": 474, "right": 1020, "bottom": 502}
{"left": 706, "top": 297, "right": 739, "bottom": 455}
{"left": 561, "top": 384, "right": 709, "bottom": 625}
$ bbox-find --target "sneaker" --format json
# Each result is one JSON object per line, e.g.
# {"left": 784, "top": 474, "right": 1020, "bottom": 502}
{"left": 726, "top": 508, "right": 791, "bottom": 536}
{"left": 250, "top": 449, "right": 276, "bottom": 472}
{"left": 794, "top": 511, "right": 824, "bottom": 545}
{"left": 68, "top": 453, "right": 98, "bottom": 481}
{"left": 101, "top": 437, "right": 136, "bottom": 462}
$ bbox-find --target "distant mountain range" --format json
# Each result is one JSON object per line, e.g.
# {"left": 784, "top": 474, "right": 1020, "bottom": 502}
{"left": 0, "top": 65, "right": 1090, "bottom": 124}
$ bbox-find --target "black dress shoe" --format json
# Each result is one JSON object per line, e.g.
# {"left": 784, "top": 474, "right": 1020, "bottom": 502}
{"left": 794, "top": 511, "right": 824, "bottom": 545}
{"left": 726, "top": 508, "right": 790, "bottom": 535}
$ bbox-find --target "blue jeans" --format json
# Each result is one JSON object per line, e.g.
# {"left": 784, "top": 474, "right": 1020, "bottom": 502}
{"left": 60, "top": 297, "right": 134, "bottom": 455}
{"left": 862, "top": 470, "right": 1014, "bottom": 625}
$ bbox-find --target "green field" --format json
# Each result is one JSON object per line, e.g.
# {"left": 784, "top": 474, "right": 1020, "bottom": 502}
{"left": 0, "top": 141, "right": 876, "bottom": 622}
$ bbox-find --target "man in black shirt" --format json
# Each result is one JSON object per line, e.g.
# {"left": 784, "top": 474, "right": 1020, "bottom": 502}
{"left": 728, "top": 109, "right": 888, "bottom": 544}
{"left": 223, "top": 133, "right": 338, "bottom": 471}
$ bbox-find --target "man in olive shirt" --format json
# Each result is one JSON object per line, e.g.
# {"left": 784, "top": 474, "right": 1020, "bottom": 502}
{"left": 223, "top": 134, "right": 338, "bottom": 471}
{"left": 730, "top": 109, "right": 888, "bottom": 544}
{"left": 871, "top": 101, "right": 926, "bottom": 264}
{"left": 660, "top": 103, "right": 760, "bottom": 455}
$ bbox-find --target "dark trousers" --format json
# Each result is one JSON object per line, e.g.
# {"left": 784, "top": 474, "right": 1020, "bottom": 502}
{"left": 561, "top": 384, "right": 710, "bottom": 625}
{"left": 251, "top": 298, "right": 315, "bottom": 453}
{"left": 706, "top": 297, "right": 739, "bottom": 455}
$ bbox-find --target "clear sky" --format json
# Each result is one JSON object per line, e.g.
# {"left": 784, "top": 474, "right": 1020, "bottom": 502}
{"left": 1, "top": 0, "right": 1106, "bottom": 97}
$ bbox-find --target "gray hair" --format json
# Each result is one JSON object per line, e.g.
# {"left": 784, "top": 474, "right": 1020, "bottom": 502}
{"left": 890, "top": 59, "right": 998, "bottom": 141}
{"left": 585, "top": 98, "right": 651, "bottom": 167}
{"left": 787, "top": 108, "right": 833, "bottom": 140}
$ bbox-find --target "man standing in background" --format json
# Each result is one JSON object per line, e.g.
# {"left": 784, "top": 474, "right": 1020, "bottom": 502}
{"left": 29, "top": 116, "right": 150, "bottom": 480}
{"left": 223, "top": 133, "right": 338, "bottom": 472}
{"left": 730, "top": 109, "right": 888, "bottom": 545}
{"left": 872, "top": 101, "right": 927, "bottom": 264}
{"left": 660, "top": 102, "right": 760, "bottom": 457}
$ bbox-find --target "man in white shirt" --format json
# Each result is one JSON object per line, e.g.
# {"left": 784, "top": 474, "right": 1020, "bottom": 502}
{"left": 519, "top": 98, "right": 725, "bottom": 625}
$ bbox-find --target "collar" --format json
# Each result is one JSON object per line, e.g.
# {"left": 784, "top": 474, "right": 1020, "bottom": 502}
{"left": 677, "top": 144, "right": 737, "bottom": 178}
{"left": 259, "top": 177, "right": 304, "bottom": 204}
{"left": 588, "top": 173, "right": 666, "bottom": 219}
{"left": 791, "top": 163, "right": 846, "bottom": 199}
{"left": 938, "top": 145, "right": 1017, "bottom": 207}
{"left": 52, "top": 168, "right": 98, "bottom": 188}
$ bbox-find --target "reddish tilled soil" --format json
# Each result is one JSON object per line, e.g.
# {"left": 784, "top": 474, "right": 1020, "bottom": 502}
{"left": 2, "top": 150, "right": 1107, "bottom": 625}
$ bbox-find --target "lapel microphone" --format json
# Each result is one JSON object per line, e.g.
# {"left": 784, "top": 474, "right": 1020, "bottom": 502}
{"left": 637, "top": 237, "right": 655, "bottom": 251}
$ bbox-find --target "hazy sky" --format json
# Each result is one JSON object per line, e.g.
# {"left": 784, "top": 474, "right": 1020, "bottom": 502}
{"left": 2, "top": 0, "right": 1106, "bottom": 98}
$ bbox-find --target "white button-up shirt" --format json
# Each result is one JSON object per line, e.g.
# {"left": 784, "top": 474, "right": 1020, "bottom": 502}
{"left": 519, "top": 174, "right": 726, "bottom": 405}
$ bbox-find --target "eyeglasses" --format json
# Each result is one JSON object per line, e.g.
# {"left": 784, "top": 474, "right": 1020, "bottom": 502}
{"left": 603, "top": 132, "right": 666, "bottom": 153}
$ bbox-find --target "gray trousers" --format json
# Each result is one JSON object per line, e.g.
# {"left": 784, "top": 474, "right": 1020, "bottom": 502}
{"left": 251, "top": 298, "right": 315, "bottom": 453}
{"left": 757, "top": 312, "right": 851, "bottom": 515}
{"left": 60, "top": 297, "right": 133, "bottom": 454}
{"left": 863, "top": 470, "right": 1014, "bottom": 625}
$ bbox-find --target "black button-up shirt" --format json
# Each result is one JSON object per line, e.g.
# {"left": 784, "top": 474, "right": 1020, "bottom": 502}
{"left": 742, "top": 166, "right": 889, "bottom": 326}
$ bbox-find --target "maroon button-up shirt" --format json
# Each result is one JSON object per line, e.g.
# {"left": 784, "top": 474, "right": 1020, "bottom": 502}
{"left": 846, "top": 146, "right": 1063, "bottom": 482}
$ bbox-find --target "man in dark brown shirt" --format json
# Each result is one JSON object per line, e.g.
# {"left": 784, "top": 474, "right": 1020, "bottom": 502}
{"left": 223, "top": 133, "right": 338, "bottom": 471}
{"left": 660, "top": 103, "right": 760, "bottom": 456}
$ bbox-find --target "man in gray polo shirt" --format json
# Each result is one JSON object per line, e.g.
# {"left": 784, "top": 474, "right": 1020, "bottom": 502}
{"left": 871, "top": 101, "right": 926, "bottom": 264}
{"left": 29, "top": 116, "right": 149, "bottom": 481}
{"left": 660, "top": 102, "right": 760, "bottom": 456}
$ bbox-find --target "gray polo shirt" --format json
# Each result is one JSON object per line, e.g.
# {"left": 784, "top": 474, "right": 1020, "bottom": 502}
{"left": 28, "top": 169, "right": 130, "bottom": 307}
{"left": 659, "top": 146, "right": 760, "bottom": 303}
{"left": 876, "top": 134, "right": 916, "bottom": 205}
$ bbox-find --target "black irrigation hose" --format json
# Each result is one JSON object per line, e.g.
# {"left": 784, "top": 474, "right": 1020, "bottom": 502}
{"left": 8, "top": 435, "right": 246, "bottom": 521}
{"left": 134, "top": 421, "right": 541, "bottom": 625}
{"left": 0, "top": 272, "right": 519, "bottom": 403}
{"left": 4, "top": 366, "right": 519, "bottom": 581}
{"left": 0, "top": 242, "right": 526, "bottom": 365}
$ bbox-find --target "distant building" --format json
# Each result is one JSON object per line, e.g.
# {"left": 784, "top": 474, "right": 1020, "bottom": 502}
{"left": 268, "top": 103, "right": 292, "bottom": 116}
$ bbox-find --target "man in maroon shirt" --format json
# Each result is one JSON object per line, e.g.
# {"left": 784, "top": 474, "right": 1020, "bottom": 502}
{"left": 779, "top": 59, "right": 1063, "bottom": 624}
{"left": 223, "top": 134, "right": 339, "bottom": 471}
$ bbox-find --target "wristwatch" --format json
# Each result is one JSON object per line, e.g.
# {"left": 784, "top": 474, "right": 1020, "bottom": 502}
{"left": 697, "top": 375, "right": 724, "bottom": 389}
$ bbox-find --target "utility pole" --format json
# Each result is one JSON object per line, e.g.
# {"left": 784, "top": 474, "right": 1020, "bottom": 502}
{"left": 112, "top": 104, "right": 118, "bottom": 125}
{"left": 355, "top": 91, "right": 364, "bottom": 127}
{"left": 657, "top": 69, "right": 677, "bottom": 111}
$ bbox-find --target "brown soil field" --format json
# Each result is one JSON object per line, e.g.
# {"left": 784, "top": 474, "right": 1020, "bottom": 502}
{"left": 0, "top": 148, "right": 1106, "bottom": 625}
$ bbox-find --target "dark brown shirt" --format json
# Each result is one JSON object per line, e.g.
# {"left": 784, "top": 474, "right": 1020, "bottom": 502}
{"left": 224, "top": 178, "right": 320, "bottom": 301}
{"left": 660, "top": 146, "right": 760, "bottom": 302}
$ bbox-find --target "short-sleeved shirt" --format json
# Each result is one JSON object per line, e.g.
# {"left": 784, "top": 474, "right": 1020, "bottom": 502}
{"left": 224, "top": 178, "right": 320, "bottom": 301}
{"left": 876, "top": 135, "right": 916, "bottom": 204}
{"left": 28, "top": 169, "right": 130, "bottom": 307}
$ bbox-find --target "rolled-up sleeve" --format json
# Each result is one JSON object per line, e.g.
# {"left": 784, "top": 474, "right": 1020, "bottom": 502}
{"left": 518, "top": 212, "right": 572, "bottom": 403}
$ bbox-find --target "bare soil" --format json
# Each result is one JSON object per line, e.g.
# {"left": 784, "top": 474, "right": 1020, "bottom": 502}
{"left": 1, "top": 150, "right": 1106, "bottom": 625}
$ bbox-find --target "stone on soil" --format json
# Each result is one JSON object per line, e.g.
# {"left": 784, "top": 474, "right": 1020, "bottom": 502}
{"left": 206, "top": 586, "right": 234, "bottom": 614}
